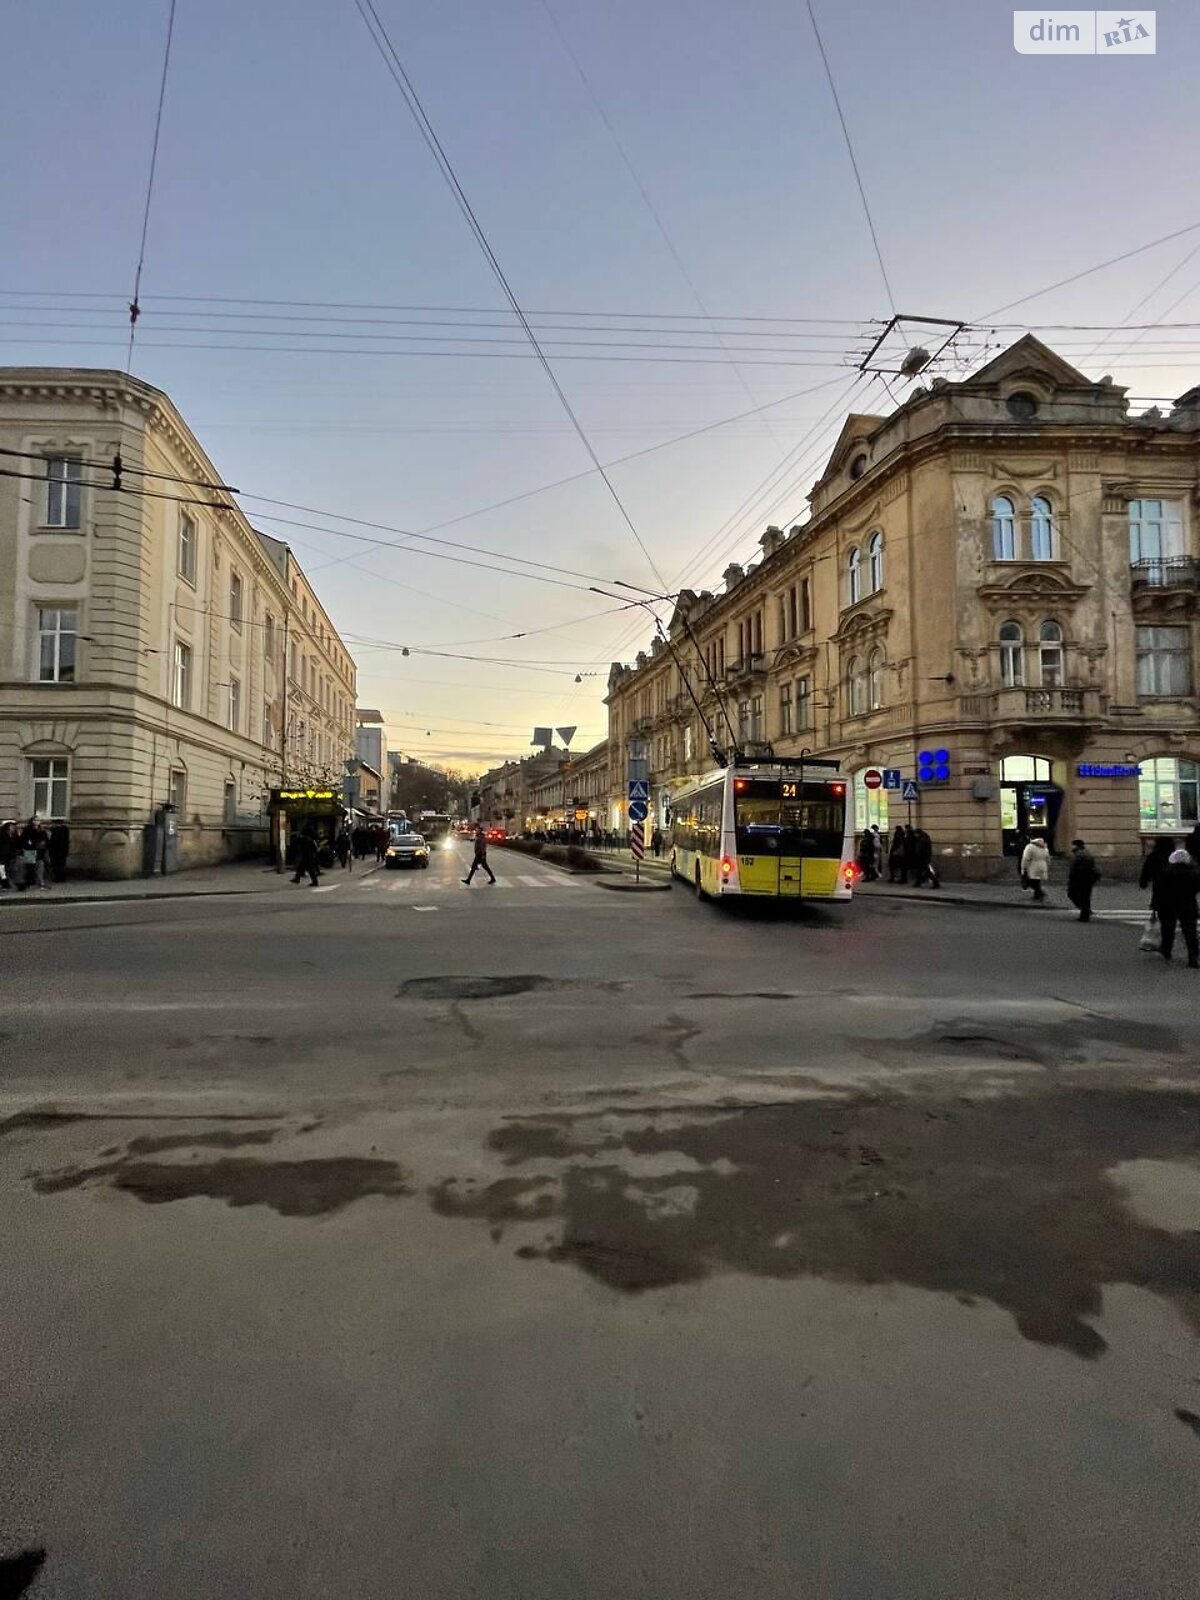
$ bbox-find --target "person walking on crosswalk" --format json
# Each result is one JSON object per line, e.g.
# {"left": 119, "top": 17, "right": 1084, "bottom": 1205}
{"left": 462, "top": 824, "right": 497, "bottom": 886}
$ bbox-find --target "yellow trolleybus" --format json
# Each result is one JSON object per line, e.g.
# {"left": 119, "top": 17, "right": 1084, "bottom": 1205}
{"left": 668, "top": 759, "right": 856, "bottom": 903}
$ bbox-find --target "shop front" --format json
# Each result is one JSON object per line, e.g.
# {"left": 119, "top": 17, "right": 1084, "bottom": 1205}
{"left": 269, "top": 787, "right": 346, "bottom": 869}
{"left": 998, "top": 754, "right": 1064, "bottom": 856}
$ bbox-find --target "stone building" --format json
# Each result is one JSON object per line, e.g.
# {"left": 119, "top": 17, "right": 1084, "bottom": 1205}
{"left": 0, "top": 368, "right": 356, "bottom": 875}
{"left": 525, "top": 739, "right": 610, "bottom": 834}
{"left": 605, "top": 337, "right": 1200, "bottom": 878}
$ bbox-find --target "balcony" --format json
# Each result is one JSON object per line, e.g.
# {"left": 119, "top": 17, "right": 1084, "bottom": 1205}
{"left": 724, "top": 652, "right": 767, "bottom": 687}
{"left": 988, "top": 686, "right": 1102, "bottom": 723}
{"left": 1130, "top": 556, "right": 1200, "bottom": 591}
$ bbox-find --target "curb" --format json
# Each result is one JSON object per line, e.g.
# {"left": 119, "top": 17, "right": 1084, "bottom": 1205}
{"left": 594, "top": 878, "right": 673, "bottom": 893}
{"left": 858, "top": 886, "right": 1145, "bottom": 915}
{"left": 0, "top": 886, "right": 264, "bottom": 908}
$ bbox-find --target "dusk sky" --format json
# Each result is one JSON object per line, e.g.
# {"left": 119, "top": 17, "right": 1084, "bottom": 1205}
{"left": 4, "top": 0, "right": 1198, "bottom": 769}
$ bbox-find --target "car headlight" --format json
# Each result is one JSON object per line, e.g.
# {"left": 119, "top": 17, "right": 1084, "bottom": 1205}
{"left": 386, "top": 848, "right": 397, "bottom": 857}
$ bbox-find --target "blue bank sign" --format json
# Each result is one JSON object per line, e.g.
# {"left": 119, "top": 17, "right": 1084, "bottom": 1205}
{"left": 1077, "top": 763, "right": 1141, "bottom": 779}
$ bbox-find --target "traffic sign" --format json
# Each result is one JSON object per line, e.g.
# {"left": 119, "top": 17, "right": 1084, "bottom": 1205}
{"left": 901, "top": 779, "right": 920, "bottom": 803}
{"left": 863, "top": 768, "right": 883, "bottom": 790}
{"left": 630, "top": 820, "right": 645, "bottom": 861}
{"left": 627, "top": 779, "right": 650, "bottom": 801}
{"left": 628, "top": 799, "right": 648, "bottom": 824}
{"left": 882, "top": 768, "right": 901, "bottom": 790}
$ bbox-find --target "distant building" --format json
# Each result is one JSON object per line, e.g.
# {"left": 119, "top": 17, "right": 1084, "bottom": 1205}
{"left": 606, "top": 338, "right": 1200, "bottom": 878}
{"left": 0, "top": 368, "right": 356, "bottom": 875}
{"left": 355, "top": 708, "right": 387, "bottom": 778}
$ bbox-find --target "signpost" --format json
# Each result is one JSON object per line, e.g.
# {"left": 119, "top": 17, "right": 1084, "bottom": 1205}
{"left": 628, "top": 751, "right": 650, "bottom": 884}
{"left": 901, "top": 777, "right": 919, "bottom": 823}
{"left": 882, "top": 768, "right": 901, "bottom": 790}
{"left": 863, "top": 768, "right": 883, "bottom": 791}
{"left": 630, "top": 818, "right": 645, "bottom": 880}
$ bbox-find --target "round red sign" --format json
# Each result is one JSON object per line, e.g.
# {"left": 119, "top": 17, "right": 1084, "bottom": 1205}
{"left": 863, "top": 768, "right": 883, "bottom": 790}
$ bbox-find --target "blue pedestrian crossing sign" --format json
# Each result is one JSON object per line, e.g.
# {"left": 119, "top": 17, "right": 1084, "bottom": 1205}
{"left": 882, "top": 768, "right": 901, "bottom": 790}
{"left": 628, "top": 799, "right": 649, "bottom": 824}
{"left": 901, "top": 779, "right": 920, "bottom": 803}
{"left": 627, "top": 779, "right": 650, "bottom": 801}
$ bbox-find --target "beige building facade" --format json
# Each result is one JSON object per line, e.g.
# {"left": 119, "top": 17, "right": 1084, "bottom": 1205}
{"left": 606, "top": 338, "right": 1200, "bottom": 879}
{"left": 0, "top": 368, "right": 356, "bottom": 876}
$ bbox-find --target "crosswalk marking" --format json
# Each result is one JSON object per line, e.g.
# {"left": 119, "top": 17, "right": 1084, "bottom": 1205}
{"left": 358, "top": 871, "right": 582, "bottom": 893}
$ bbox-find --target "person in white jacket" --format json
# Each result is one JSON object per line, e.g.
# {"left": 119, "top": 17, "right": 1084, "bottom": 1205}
{"left": 1020, "top": 835, "right": 1051, "bottom": 902}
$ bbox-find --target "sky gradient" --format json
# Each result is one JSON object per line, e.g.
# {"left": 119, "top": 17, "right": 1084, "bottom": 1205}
{"left": 4, "top": 0, "right": 1199, "bottom": 769}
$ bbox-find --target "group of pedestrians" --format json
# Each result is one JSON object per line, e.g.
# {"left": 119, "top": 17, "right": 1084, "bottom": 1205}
{"left": 1139, "top": 829, "right": 1200, "bottom": 967}
{"left": 0, "top": 819, "right": 69, "bottom": 891}
{"left": 351, "top": 824, "right": 390, "bottom": 862}
{"left": 858, "top": 824, "right": 941, "bottom": 888}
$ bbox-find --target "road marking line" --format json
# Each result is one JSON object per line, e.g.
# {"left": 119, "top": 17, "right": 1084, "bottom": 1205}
{"left": 413, "top": 906, "right": 438, "bottom": 912}
{"left": 312, "top": 884, "right": 343, "bottom": 893}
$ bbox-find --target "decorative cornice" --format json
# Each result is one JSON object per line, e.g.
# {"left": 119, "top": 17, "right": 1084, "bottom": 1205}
{"left": 833, "top": 604, "right": 893, "bottom": 646}
{"left": 976, "top": 566, "right": 1089, "bottom": 607}
{"left": 990, "top": 460, "right": 1060, "bottom": 481}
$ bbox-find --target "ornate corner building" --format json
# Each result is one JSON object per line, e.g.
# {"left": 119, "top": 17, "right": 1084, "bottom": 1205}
{"left": 605, "top": 337, "right": 1200, "bottom": 879}
{"left": 0, "top": 369, "right": 357, "bottom": 876}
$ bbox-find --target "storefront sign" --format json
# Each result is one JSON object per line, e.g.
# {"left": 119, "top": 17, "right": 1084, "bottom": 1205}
{"left": 1077, "top": 763, "right": 1141, "bottom": 779}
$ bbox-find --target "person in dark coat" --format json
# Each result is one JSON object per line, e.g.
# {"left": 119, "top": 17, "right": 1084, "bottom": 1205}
{"left": 335, "top": 826, "right": 352, "bottom": 871}
{"left": 0, "top": 821, "right": 18, "bottom": 890}
{"left": 1066, "top": 838, "right": 1099, "bottom": 922}
{"left": 462, "top": 825, "right": 496, "bottom": 886}
{"left": 1157, "top": 849, "right": 1200, "bottom": 967}
{"left": 887, "top": 825, "right": 907, "bottom": 883}
{"left": 374, "top": 825, "right": 389, "bottom": 864}
{"left": 292, "top": 828, "right": 321, "bottom": 887}
{"left": 856, "top": 829, "right": 878, "bottom": 882}
{"left": 48, "top": 821, "right": 70, "bottom": 882}
{"left": 1139, "top": 836, "right": 1173, "bottom": 911}
{"left": 911, "top": 828, "right": 940, "bottom": 888}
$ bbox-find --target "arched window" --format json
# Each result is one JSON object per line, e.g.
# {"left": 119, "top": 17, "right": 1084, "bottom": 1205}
{"left": 1038, "top": 619, "right": 1063, "bottom": 687}
{"left": 1139, "top": 757, "right": 1200, "bottom": 833}
{"left": 868, "top": 530, "right": 884, "bottom": 592}
{"left": 867, "top": 647, "right": 885, "bottom": 710}
{"left": 992, "top": 495, "right": 1017, "bottom": 560}
{"left": 1030, "top": 495, "right": 1054, "bottom": 561}
{"left": 999, "top": 620, "right": 1024, "bottom": 687}
{"left": 846, "top": 656, "right": 865, "bottom": 716}
{"left": 847, "top": 546, "right": 862, "bottom": 605}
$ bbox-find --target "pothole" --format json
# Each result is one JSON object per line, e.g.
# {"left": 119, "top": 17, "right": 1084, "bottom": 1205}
{"left": 398, "top": 975, "right": 559, "bottom": 1000}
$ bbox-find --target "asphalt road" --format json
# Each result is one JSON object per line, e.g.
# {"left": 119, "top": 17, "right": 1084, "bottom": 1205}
{"left": 2, "top": 841, "right": 1199, "bottom": 1599}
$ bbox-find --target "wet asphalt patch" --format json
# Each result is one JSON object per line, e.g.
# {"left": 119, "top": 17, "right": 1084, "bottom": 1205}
{"left": 432, "top": 1087, "right": 1200, "bottom": 1359}
{"left": 396, "top": 975, "right": 629, "bottom": 1001}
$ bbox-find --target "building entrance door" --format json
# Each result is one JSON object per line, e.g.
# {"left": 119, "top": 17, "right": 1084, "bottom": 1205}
{"left": 999, "top": 756, "right": 1063, "bottom": 856}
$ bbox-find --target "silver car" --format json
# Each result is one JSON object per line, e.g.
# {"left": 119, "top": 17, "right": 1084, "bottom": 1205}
{"left": 385, "top": 832, "right": 429, "bottom": 870}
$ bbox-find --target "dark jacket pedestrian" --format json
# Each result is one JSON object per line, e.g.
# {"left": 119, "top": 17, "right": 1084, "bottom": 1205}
{"left": 335, "top": 826, "right": 352, "bottom": 870}
{"left": 48, "top": 822, "right": 70, "bottom": 882}
{"left": 463, "top": 825, "right": 496, "bottom": 885}
{"left": 1066, "top": 839, "right": 1099, "bottom": 921}
{"left": 1157, "top": 850, "right": 1200, "bottom": 967}
{"left": 1139, "top": 837, "right": 1174, "bottom": 911}
{"left": 887, "top": 825, "right": 907, "bottom": 883}
{"left": 651, "top": 826, "right": 663, "bottom": 858}
{"left": 856, "top": 829, "right": 878, "bottom": 882}
{"left": 374, "top": 826, "right": 389, "bottom": 863}
{"left": 292, "top": 830, "right": 321, "bottom": 886}
{"left": 0, "top": 821, "right": 18, "bottom": 890}
{"left": 911, "top": 828, "right": 940, "bottom": 888}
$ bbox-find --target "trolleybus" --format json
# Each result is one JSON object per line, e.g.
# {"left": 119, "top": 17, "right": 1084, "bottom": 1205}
{"left": 668, "top": 759, "right": 856, "bottom": 902}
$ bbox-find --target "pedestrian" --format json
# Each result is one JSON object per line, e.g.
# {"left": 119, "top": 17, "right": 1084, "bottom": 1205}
{"left": 19, "top": 818, "right": 48, "bottom": 890}
{"left": 1020, "top": 834, "right": 1051, "bottom": 902}
{"left": 48, "top": 821, "right": 70, "bottom": 882}
{"left": 462, "top": 824, "right": 497, "bottom": 886}
{"left": 887, "top": 824, "right": 907, "bottom": 883}
{"left": 1158, "top": 851, "right": 1196, "bottom": 960}
{"left": 651, "top": 825, "right": 663, "bottom": 859}
{"left": 374, "top": 825, "right": 388, "bottom": 864}
{"left": 911, "top": 827, "right": 941, "bottom": 888}
{"left": 1140, "top": 836, "right": 1172, "bottom": 903}
{"left": 0, "top": 820, "right": 17, "bottom": 891}
{"left": 857, "top": 828, "right": 878, "bottom": 882}
{"left": 1157, "top": 848, "right": 1200, "bottom": 967}
{"left": 335, "top": 825, "right": 352, "bottom": 871}
{"left": 291, "top": 828, "right": 321, "bottom": 887}
{"left": 1066, "top": 838, "right": 1100, "bottom": 922}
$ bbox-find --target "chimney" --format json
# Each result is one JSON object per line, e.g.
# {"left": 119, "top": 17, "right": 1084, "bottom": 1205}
{"left": 722, "top": 563, "right": 744, "bottom": 590}
{"left": 759, "top": 526, "right": 784, "bottom": 558}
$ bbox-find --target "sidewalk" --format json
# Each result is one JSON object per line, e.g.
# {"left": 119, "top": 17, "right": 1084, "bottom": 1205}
{"left": 857, "top": 875, "right": 1148, "bottom": 917}
{"left": 0, "top": 858, "right": 314, "bottom": 906}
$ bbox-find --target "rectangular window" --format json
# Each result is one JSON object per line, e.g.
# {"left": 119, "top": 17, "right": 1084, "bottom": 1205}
{"left": 29, "top": 756, "right": 69, "bottom": 818}
{"left": 796, "top": 676, "right": 811, "bottom": 731}
{"left": 1136, "top": 626, "right": 1192, "bottom": 697}
{"left": 228, "top": 676, "right": 241, "bottom": 732}
{"left": 168, "top": 768, "right": 187, "bottom": 817}
{"left": 172, "top": 640, "right": 192, "bottom": 709}
{"left": 752, "top": 611, "right": 763, "bottom": 655}
{"left": 800, "top": 578, "right": 811, "bottom": 632}
{"left": 178, "top": 513, "right": 197, "bottom": 583}
{"left": 229, "top": 572, "right": 243, "bottom": 631}
{"left": 37, "top": 606, "right": 77, "bottom": 682}
{"left": 44, "top": 457, "right": 82, "bottom": 529}
{"left": 224, "top": 781, "right": 237, "bottom": 825}
{"left": 263, "top": 707, "right": 274, "bottom": 748}
{"left": 780, "top": 681, "right": 793, "bottom": 735}
{"left": 786, "top": 587, "right": 798, "bottom": 639}
{"left": 1129, "top": 499, "right": 1184, "bottom": 563}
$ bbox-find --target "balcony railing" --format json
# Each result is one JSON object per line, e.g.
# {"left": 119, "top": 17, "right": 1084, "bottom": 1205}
{"left": 1130, "top": 556, "right": 1200, "bottom": 591}
{"left": 986, "top": 686, "right": 1097, "bottom": 720}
